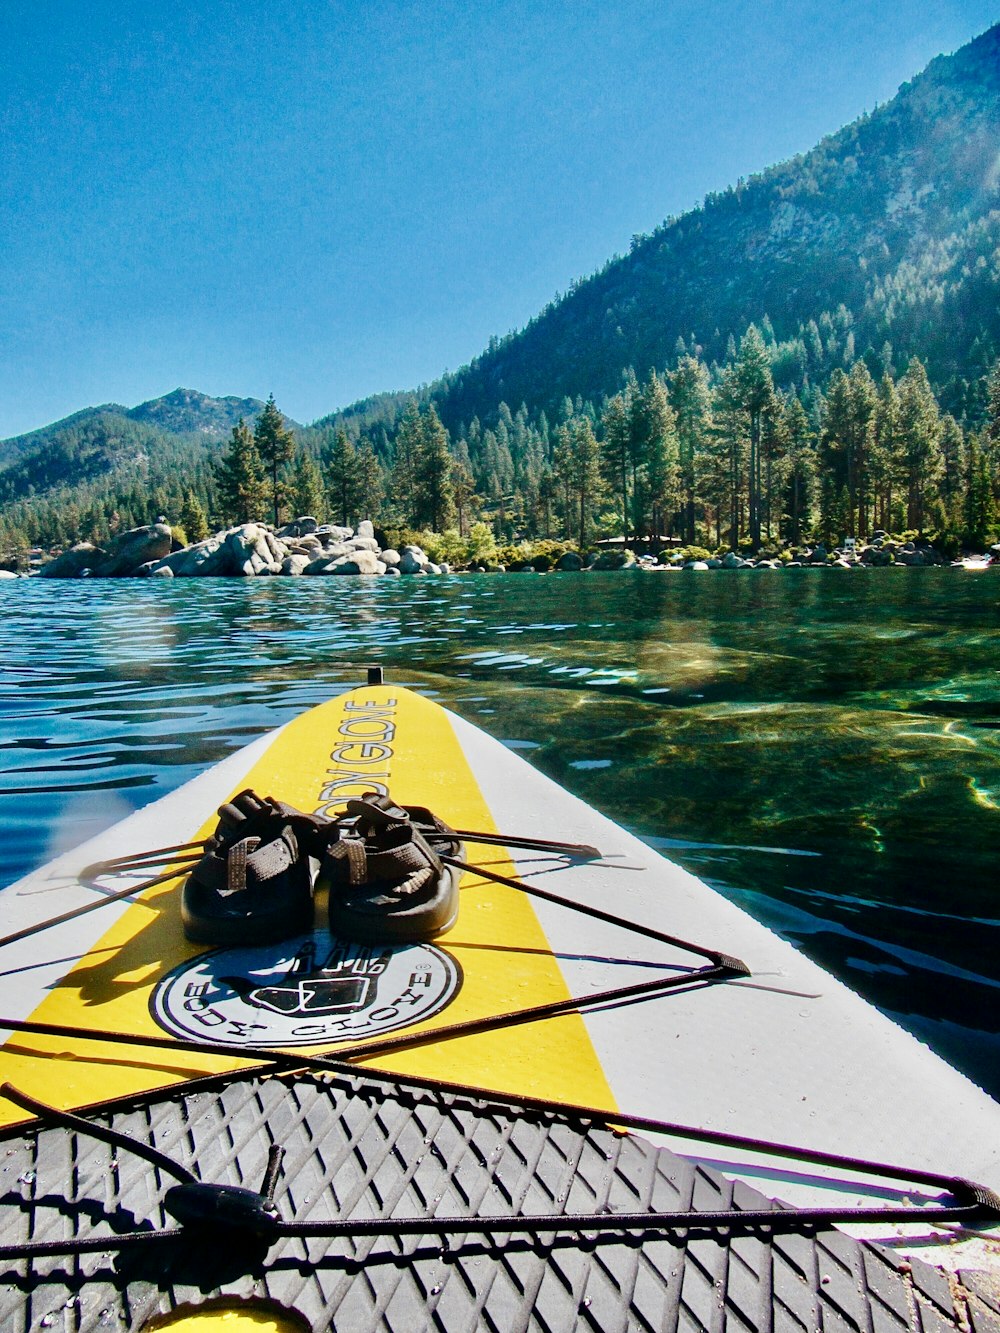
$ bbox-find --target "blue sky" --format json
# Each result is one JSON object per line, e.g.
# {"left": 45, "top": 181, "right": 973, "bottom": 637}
{"left": 1, "top": 0, "right": 996, "bottom": 438}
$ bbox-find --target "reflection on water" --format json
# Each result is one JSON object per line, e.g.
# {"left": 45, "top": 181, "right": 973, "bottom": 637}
{"left": 1, "top": 571, "right": 998, "bottom": 1094}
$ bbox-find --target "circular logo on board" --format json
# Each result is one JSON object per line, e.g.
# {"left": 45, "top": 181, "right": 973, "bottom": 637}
{"left": 151, "top": 930, "right": 462, "bottom": 1048}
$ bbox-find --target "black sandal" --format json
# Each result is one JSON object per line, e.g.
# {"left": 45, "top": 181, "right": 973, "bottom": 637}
{"left": 321, "top": 793, "right": 464, "bottom": 944}
{"left": 181, "top": 791, "right": 327, "bottom": 944}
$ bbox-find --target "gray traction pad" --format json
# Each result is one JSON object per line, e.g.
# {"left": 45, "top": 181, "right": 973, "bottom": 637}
{"left": 0, "top": 1067, "right": 996, "bottom": 1332}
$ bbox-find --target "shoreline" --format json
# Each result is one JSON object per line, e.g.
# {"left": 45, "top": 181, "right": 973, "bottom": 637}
{"left": 4, "top": 517, "right": 996, "bottom": 580}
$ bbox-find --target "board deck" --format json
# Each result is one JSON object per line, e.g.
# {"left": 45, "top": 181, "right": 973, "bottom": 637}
{"left": 1, "top": 681, "right": 999, "bottom": 1284}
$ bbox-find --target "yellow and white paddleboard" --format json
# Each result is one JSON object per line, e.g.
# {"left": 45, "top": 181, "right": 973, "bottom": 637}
{"left": 1, "top": 678, "right": 999, "bottom": 1253}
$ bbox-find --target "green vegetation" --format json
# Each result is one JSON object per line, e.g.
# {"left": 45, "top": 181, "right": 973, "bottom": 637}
{"left": 1, "top": 26, "right": 999, "bottom": 558}
{"left": 1, "top": 345, "right": 997, "bottom": 560}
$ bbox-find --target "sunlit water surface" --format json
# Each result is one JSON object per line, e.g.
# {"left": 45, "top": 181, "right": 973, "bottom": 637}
{"left": 1, "top": 571, "right": 998, "bottom": 1094}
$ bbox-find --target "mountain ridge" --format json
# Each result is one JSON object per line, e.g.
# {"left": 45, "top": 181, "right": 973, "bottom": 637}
{"left": 0, "top": 388, "right": 298, "bottom": 464}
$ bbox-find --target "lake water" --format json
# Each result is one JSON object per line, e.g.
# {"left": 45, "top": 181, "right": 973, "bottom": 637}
{"left": 1, "top": 570, "right": 998, "bottom": 1095}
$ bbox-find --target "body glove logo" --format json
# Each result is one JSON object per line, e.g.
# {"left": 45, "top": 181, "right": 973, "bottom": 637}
{"left": 152, "top": 931, "right": 462, "bottom": 1046}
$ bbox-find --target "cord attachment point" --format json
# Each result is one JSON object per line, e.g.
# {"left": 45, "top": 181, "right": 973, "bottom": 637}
{"left": 164, "top": 1181, "right": 281, "bottom": 1236}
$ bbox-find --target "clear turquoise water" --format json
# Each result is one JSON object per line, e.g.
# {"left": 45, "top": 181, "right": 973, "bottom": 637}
{"left": 1, "top": 571, "right": 998, "bottom": 1094}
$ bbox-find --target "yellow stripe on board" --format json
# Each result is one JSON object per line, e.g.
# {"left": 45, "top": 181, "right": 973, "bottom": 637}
{"left": 0, "top": 686, "right": 616, "bottom": 1124}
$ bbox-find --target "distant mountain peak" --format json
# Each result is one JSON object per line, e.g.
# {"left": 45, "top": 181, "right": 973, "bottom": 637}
{"left": 126, "top": 388, "right": 284, "bottom": 436}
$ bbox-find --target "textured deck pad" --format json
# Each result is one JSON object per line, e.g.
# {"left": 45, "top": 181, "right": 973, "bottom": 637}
{"left": 0, "top": 1068, "right": 995, "bottom": 1333}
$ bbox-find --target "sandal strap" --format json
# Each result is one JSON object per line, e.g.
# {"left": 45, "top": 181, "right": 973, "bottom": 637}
{"left": 324, "top": 837, "right": 368, "bottom": 886}
{"left": 195, "top": 826, "right": 300, "bottom": 898}
{"left": 323, "top": 823, "right": 442, "bottom": 897}
{"left": 210, "top": 790, "right": 332, "bottom": 857}
{"left": 344, "top": 793, "right": 411, "bottom": 829}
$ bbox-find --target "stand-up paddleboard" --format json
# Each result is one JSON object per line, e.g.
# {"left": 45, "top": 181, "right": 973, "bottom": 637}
{"left": 0, "top": 674, "right": 998, "bottom": 1332}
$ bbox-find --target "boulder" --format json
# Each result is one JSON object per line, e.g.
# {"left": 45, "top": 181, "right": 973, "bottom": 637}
{"left": 383, "top": 566, "right": 401, "bottom": 577}
{"left": 721, "top": 551, "right": 744, "bottom": 569}
{"left": 356, "top": 519, "right": 375, "bottom": 539}
{"left": 315, "top": 524, "right": 353, "bottom": 543}
{"left": 281, "top": 554, "right": 312, "bottom": 576}
{"left": 555, "top": 552, "right": 583, "bottom": 571}
{"left": 92, "top": 523, "right": 173, "bottom": 577}
{"left": 304, "top": 556, "right": 338, "bottom": 575}
{"left": 425, "top": 562, "right": 442, "bottom": 575}
{"left": 343, "top": 550, "right": 380, "bottom": 575}
{"left": 399, "top": 546, "right": 427, "bottom": 574}
{"left": 277, "top": 516, "right": 318, "bottom": 538}
{"left": 219, "top": 524, "right": 274, "bottom": 576}
{"left": 348, "top": 536, "right": 381, "bottom": 554}
{"left": 380, "top": 548, "right": 401, "bottom": 567}
{"left": 287, "top": 538, "right": 323, "bottom": 556}
{"left": 38, "top": 543, "right": 103, "bottom": 578}
{"left": 155, "top": 535, "right": 229, "bottom": 577}
{"left": 685, "top": 560, "right": 710, "bottom": 571}
{"left": 0, "top": 569, "right": 19, "bottom": 579}
{"left": 262, "top": 530, "right": 288, "bottom": 563}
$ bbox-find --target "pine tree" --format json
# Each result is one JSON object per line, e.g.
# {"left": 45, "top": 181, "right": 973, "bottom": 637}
{"left": 782, "top": 396, "right": 816, "bottom": 545}
{"left": 669, "top": 355, "right": 712, "bottom": 543}
{"left": 846, "top": 360, "right": 877, "bottom": 537}
{"left": 412, "top": 405, "right": 454, "bottom": 531}
{"left": 390, "top": 402, "right": 423, "bottom": 523}
{"left": 552, "top": 426, "right": 576, "bottom": 540}
{"left": 897, "top": 359, "right": 943, "bottom": 531}
{"left": 324, "top": 429, "right": 362, "bottom": 526}
{"left": 964, "top": 436, "right": 996, "bottom": 548}
{"left": 571, "top": 418, "right": 604, "bottom": 552}
{"left": 451, "top": 443, "right": 477, "bottom": 536}
{"left": 635, "top": 372, "right": 679, "bottom": 541}
{"left": 819, "top": 370, "right": 851, "bottom": 541}
{"left": 289, "top": 449, "right": 325, "bottom": 520}
{"left": 601, "top": 392, "right": 631, "bottom": 537}
{"left": 254, "top": 395, "right": 295, "bottom": 526}
{"left": 712, "top": 365, "right": 751, "bottom": 547}
{"left": 871, "top": 373, "right": 901, "bottom": 531}
{"left": 355, "top": 440, "right": 384, "bottom": 522}
{"left": 731, "top": 326, "right": 776, "bottom": 549}
{"left": 938, "top": 415, "right": 967, "bottom": 528}
{"left": 216, "top": 420, "right": 266, "bottom": 525}
{"left": 179, "top": 491, "right": 210, "bottom": 543}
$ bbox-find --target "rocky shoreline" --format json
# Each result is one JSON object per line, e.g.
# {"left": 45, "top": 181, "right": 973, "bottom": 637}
{"left": 0, "top": 518, "right": 994, "bottom": 580}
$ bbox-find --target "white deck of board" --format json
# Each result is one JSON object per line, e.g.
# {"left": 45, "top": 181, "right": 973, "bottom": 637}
{"left": 449, "top": 709, "right": 1000, "bottom": 1267}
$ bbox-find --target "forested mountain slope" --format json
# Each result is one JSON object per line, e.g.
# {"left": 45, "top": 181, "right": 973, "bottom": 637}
{"left": 0, "top": 390, "right": 290, "bottom": 512}
{"left": 423, "top": 22, "right": 1000, "bottom": 433}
